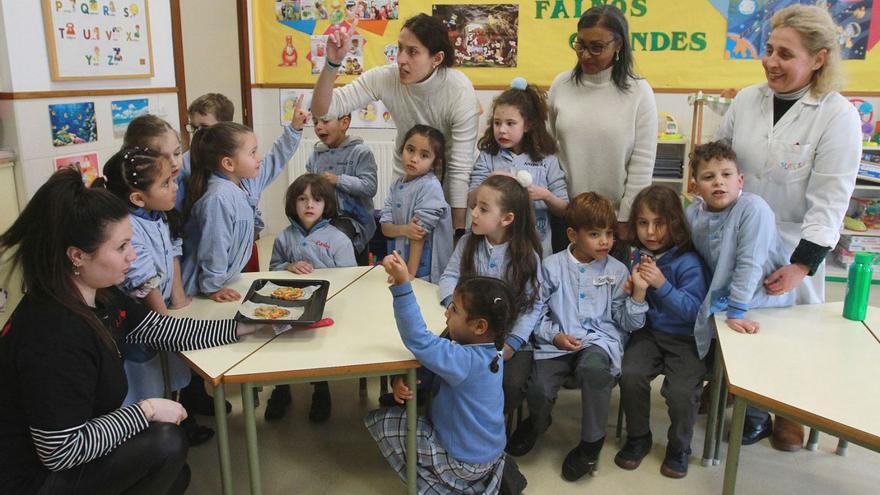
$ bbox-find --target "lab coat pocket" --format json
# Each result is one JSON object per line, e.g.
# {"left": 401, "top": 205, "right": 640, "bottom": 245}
{"left": 768, "top": 141, "right": 813, "bottom": 184}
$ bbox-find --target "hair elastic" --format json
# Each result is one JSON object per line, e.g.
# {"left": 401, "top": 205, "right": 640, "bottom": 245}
{"left": 493, "top": 297, "right": 502, "bottom": 304}
{"left": 510, "top": 77, "right": 528, "bottom": 90}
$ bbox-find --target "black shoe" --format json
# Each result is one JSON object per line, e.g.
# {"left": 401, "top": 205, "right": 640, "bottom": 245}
{"left": 561, "top": 437, "right": 604, "bottom": 482}
{"left": 308, "top": 383, "right": 332, "bottom": 423}
{"left": 498, "top": 455, "right": 528, "bottom": 495}
{"left": 506, "top": 418, "right": 539, "bottom": 457}
{"left": 614, "top": 432, "right": 652, "bottom": 470}
{"left": 741, "top": 417, "right": 773, "bottom": 446}
{"left": 180, "top": 416, "right": 214, "bottom": 447}
{"left": 264, "top": 385, "right": 291, "bottom": 421}
{"left": 180, "top": 384, "right": 231, "bottom": 417}
{"left": 660, "top": 445, "right": 690, "bottom": 479}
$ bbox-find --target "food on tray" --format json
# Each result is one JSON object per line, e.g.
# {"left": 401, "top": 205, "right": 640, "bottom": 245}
{"left": 253, "top": 305, "right": 291, "bottom": 320}
{"left": 271, "top": 286, "right": 305, "bottom": 300}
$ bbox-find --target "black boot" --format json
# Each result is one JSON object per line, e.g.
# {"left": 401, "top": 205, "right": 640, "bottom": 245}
{"left": 179, "top": 373, "right": 231, "bottom": 416}
{"left": 506, "top": 417, "right": 544, "bottom": 457}
{"left": 562, "top": 436, "right": 604, "bottom": 481}
{"left": 179, "top": 416, "right": 214, "bottom": 447}
{"left": 264, "top": 385, "right": 291, "bottom": 421}
{"left": 614, "top": 432, "right": 652, "bottom": 470}
{"left": 498, "top": 455, "right": 528, "bottom": 495}
{"left": 308, "top": 382, "right": 332, "bottom": 423}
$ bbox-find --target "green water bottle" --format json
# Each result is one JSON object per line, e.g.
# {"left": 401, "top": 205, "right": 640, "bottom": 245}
{"left": 843, "top": 252, "right": 873, "bottom": 321}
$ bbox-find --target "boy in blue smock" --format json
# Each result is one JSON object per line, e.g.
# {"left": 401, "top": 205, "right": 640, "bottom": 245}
{"left": 507, "top": 192, "right": 648, "bottom": 482}
{"left": 306, "top": 113, "right": 377, "bottom": 265}
{"left": 685, "top": 141, "right": 795, "bottom": 446}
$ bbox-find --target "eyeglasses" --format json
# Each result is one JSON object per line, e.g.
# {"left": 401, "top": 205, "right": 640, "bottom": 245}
{"left": 185, "top": 123, "right": 210, "bottom": 134}
{"left": 572, "top": 38, "right": 617, "bottom": 56}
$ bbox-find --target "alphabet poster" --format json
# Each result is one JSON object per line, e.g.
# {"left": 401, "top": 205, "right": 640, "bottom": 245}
{"left": 41, "top": 0, "right": 154, "bottom": 81}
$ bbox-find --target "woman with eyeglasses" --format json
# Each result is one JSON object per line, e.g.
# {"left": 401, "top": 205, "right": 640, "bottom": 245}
{"left": 547, "top": 5, "right": 657, "bottom": 254}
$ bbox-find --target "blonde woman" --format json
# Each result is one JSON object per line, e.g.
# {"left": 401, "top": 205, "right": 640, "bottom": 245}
{"left": 716, "top": 4, "right": 861, "bottom": 452}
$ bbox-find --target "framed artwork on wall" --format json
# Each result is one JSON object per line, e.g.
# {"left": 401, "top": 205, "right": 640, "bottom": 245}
{"left": 41, "top": 0, "right": 154, "bottom": 81}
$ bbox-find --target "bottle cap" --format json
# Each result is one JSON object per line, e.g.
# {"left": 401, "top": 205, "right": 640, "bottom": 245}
{"left": 854, "top": 252, "right": 875, "bottom": 264}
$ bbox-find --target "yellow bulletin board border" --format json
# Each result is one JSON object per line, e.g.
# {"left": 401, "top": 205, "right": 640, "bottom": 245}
{"left": 253, "top": 1, "right": 880, "bottom": 94}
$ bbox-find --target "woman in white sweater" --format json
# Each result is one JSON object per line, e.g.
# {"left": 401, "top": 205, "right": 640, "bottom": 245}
{"left": 715, "top": 5, "right": 861, "bottom": 452}
{"left": 311, "top": 14, "right": 480, "bottom": 231}
{"left": 548, "top": 5, "right": 657, "bottom": 248}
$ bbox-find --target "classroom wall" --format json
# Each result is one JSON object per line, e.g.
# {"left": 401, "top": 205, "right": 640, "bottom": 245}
{"left": 0, "top": 0, "right": 180, "bottom": 206}
{"left": 0, "top": 0, "right": 176, "bottom": 91}
{"left": 180, "top": 0, "right": 243, "bottom": 123}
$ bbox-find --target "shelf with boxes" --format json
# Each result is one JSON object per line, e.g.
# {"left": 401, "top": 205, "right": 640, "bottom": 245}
{"left": 828, "top": 146, "right": 880, "bottom": 284}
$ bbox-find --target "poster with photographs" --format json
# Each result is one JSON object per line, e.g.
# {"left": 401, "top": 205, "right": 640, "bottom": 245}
{"left": 344, "top": 0, "right": 399, "bottom": 20}
{"left": 433, "top": 4, "right": 519, "bottom": 67}
{"left": 279, "top": 89, "right": 314, "bottom": 126}
{"left": 309, "top": 34, "right": 365, "bottom": 74}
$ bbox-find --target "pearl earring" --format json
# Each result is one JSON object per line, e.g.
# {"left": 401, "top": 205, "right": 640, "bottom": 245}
{"left": 614, "top": 51, "right": 619, "bottom": 62}
{"left": 72, "top": 263, "right": 80, "bottom": 276}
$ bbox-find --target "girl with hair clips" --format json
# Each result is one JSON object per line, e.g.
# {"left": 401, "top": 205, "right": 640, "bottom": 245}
{"left": 367, "top": 254, "right": 526, "bottom": 494}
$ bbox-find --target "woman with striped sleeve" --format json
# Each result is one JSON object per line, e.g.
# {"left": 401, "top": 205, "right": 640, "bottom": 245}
{"left": 0, "top": 168, "right": 257, "bottom": 495}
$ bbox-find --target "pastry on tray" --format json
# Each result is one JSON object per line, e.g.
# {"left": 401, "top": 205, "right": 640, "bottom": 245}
{"left": 271, "top": 286, "right": 305, "bottom": 301}
{"left": 253, "top": 305, "right": 291, "bottom": 320}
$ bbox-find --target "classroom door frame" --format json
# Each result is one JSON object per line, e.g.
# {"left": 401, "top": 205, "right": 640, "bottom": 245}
{"left": 169, "top": 0, "right": 254, "bottom": 145}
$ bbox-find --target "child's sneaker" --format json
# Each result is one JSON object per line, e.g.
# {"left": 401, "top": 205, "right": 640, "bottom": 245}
{"left": 659, "top": 445, "right": 690, "bottom": 479}
{"left": 614, "top": 432, "right": 652, "bottom": 470}
{"left": 561, "top": 436, "right": 604, "bottom": 482}
{"left": 264, "top": 385, "right": 291, "bottom": 421}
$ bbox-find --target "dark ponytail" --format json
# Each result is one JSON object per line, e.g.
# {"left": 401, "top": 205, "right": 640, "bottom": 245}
{"left": 0, "top": 167, "right": 129, "bottom": 350}
{"left": 455, "top": 277, "right": 516, "bottom": 373}
{"left": 183, "top": 122, "right": 252, "bottom": 221}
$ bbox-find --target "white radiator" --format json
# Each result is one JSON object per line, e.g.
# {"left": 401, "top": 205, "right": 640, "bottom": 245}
{"left": 286, "top": 139, "right": 398, "bottom": 208}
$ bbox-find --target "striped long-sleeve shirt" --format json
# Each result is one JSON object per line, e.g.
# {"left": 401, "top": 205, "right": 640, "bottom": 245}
{"left": 0, "top": 288, "right": 237, "bottom": 494}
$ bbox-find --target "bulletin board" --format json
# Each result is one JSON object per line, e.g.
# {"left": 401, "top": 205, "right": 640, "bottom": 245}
{"left": 41, "top": 0, "right": 154, "bottom": 81}
{"left": 253, "top": 0, "right": 880, "bottom": 93}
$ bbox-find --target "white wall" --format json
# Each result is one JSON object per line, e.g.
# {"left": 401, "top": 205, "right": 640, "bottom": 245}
{"left": 0, "top": 0, "right": 176, "bottom": 91}
{"left": 180, "top": 0, "right": 242, "bottom": 122}
{"left": 0, "top": 4, "right": 12, "bottom": 92}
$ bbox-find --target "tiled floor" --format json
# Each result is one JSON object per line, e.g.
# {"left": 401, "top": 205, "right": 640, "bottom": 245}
{"left": 182, "top": 237, "right": 880, "bottom": 494}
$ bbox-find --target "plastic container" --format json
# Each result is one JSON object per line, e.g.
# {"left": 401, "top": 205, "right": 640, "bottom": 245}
{"left": 843, "top": 252, "right": 873, "bottom": 321}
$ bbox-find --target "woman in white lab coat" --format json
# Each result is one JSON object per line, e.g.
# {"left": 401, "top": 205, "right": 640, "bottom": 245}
{"left": 716, "top": 4, "right": 861, "bottom": 452}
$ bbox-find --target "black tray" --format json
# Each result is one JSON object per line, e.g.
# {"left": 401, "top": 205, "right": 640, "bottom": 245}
{"left": 234, "top": 278, "right": 330, "bottom": 324}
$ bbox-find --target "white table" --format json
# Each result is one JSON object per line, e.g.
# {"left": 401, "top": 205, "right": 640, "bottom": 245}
{"left": 708, "top": 303, "right": 880, "bottom": 494}
{"left": 170, "top": 266, "right": 374, "bottom": 495}
{"left": 223, "top": 267, "right": 448, "bottom": 495}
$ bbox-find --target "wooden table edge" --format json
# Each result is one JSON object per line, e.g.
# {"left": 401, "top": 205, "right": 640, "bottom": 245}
{"left": 223, "top": 359, "right": 422, "bottom": 384}
{"left": 726, "top": 383, "right": 880, "bottom": 450}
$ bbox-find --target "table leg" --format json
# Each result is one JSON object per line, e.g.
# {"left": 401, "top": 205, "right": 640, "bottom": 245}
{"left": 713, "top": 379, "right": 727, "bottom": 465}
{"left": 406, "top": 368, "right": 417, "bottom": 495}
{"left": 806, "top": 428, "right": 819, "bottom": 451}
{"left": 836, "top": 439, "right": 849, "bottom": 456}
{"left": 702, "top": 342, "right": 724, "bottom": 466}
{"left": 242, "top": 383, "right": 263, "bottom": 495}
{"left": 212, "top": 382, "right": 233, "bottom": 495}
{"left": 722, "top": 397, "right": 747, "bottom": 495}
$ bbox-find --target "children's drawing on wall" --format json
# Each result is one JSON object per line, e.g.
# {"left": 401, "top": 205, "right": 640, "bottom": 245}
{"left": 383, "top": 43, "right": 398, "bottom": 64}
{"left": 280, "top": 35, "right": 299, "bottom": 66}
{"left": 111, "top": 98, "right": 149, "bottom": 138}
{"left": 309, "top": 32, "right": 364, "bottom": 74}
{"left": 279, "top": 89, "right": 315, "bottom": 126}
{"left": 351, "top": 100, "right": 395, "bottom": 129}
{"left": 433, "top": 4, "right": 519, "bottom": 68}
{"left": 54, "top": 152, "right": 101, "bottom": 185}
{"left": 726, "top": 0, "right": 873, "bottom": 60}
{"left": 49, "top": 102, "right": 97, "bottom": 147}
